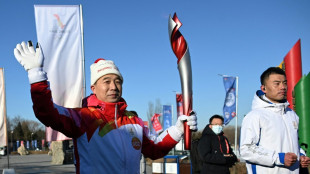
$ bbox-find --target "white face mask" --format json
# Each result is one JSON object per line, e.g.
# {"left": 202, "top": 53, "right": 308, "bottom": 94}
{"left": 211, "top": 125, "right": 223, "bottom": 135}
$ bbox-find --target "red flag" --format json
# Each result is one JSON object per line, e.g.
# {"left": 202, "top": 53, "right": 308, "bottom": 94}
{"left": 151, "top": 113, "right": 163, "bottom": 134}
{"left": 283, "top": 39, "right": 302, "bottom": 109}
{"left": 176, "top": 93, "right": 184, "bottom": 117}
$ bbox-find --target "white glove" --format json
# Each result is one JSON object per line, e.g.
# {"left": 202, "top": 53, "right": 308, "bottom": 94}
{"left": 176, "top": 111, "right": 198, "bottom": 133}
{"left": 14, "top": 41, "right": 47, "bottom": 84}
{"left": 14, "top": 41, "right": 44, "bottom": 71}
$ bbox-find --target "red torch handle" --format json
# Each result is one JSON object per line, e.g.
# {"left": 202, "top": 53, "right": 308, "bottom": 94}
{"left": 184, "top": 122, "right": 191, "bottom": 149}
{"left": 183, "top": 102, "right": 193, "bottom": 149}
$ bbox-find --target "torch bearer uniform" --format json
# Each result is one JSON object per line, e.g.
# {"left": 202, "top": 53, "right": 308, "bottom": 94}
{"left": 31, "top": 81, "right": 183, "bottom": 174}
{"left": 240, "top": 90, "right": 306, "bottom": 174}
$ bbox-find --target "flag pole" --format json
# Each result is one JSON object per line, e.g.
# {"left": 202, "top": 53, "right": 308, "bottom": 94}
{"left": 79, "top": 4, "right": 86, "bottom": 99}
{"left": 171, "top": 104, "right": 174, "bottom": 156}
{"left": 235, "top": 76, "right": 239, "bottom": 153}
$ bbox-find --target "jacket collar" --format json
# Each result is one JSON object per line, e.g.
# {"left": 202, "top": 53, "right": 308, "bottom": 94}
{"left": 83, "top": 94, "right": 128, "bottom": 119}
{"left": 252, "top": 90, "right": 289, "bottom": 114}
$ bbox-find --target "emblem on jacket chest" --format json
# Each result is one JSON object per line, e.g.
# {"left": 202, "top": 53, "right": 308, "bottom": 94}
{"left": 129, "top": 127, "right": 141, "bottom": 150}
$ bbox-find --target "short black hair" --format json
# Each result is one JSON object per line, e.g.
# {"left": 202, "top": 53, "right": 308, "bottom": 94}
{"left": 260, "top": 67, "right": 286, "bottom": 85}
{"left": 209, "top": 115, "right": 224, "bottom": 124}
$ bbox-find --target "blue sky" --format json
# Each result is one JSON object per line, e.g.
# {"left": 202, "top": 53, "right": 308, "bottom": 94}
{"left": 1, "top": 0, "right": 309, "bottom": 131}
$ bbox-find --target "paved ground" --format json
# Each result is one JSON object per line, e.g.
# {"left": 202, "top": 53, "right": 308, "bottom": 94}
{"left": 0, "top": 154, "right": 152, "bottom": 174}
{"left": 0, "top": 154, "right": 75, "bottom": 174}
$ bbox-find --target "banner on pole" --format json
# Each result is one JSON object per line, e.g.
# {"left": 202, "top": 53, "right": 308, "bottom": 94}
{"left": 280, "top": 39, "right": 302, "bottom": 110}
{"left": 151, "top": 113, "right": 163, "bottom": 134}
{"left": 34, "top": 140, "right": 38, "bottom": 149}
{"left": 42, "top": 139, "right": 45, "bottom": 149}
{"left": 176, "top": 93, "right": 183, "bottom": 118}
{"left": 34, "top": 5, "right": 84, "bottom": 141}
{"left": 295, "top": 73, "right": 310, "bottom": 156}
{"left": 163, "top": 105, "right": 172, "bottom": 130}
{"left": 223, "top": 76, "right": 236, "bottom": 125}
{"left": 0, "top": 68, "right": 7, "bottom": 147}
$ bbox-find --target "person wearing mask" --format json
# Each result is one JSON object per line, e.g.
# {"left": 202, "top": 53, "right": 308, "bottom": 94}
{"left": 198, "top": 115, "right": 237, "bottom": 174}
{"left": 13, "top": 41, "right": 198, "bottom": 174}
{"left": 240, "top": 67, "right": 310, "bottom": 174}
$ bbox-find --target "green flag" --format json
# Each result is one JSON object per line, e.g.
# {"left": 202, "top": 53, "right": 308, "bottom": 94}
{"left": 294, "top": 72, "right": 310, "bottom": 156}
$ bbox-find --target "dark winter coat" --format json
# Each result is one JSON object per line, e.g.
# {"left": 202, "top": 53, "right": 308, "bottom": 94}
{"left": 191, "top": 139, "right": 203, "bottom": 174}
{"left": 198, "top": 124, "right": 237, "bottom": 174}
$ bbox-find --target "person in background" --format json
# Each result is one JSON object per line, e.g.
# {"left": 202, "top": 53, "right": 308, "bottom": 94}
{"left": 190, "top": 131, "right": 203, "bottom": 174}
{"left": 198, "top": 115, "right": 238, "bottom": 174}
{"left": 240, "top": 67, "right": 310, "bottom": 174}
{"left": 13, "top": 41, "right": 198, "bottom": 174}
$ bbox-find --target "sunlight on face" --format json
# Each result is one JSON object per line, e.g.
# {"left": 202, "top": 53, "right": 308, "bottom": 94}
{"left": 91, "top": 74, "right": 123, "bottom": 103}
{"left": 262, "top": 74, "right": 287, "bottom": 103}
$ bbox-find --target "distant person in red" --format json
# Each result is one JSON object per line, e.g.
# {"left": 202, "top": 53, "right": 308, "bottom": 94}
{"left": 13, "top": 40, "right": 198, "bottom": 174}
{"left": 198, "top": 115, "right": 238, "bottom": 174}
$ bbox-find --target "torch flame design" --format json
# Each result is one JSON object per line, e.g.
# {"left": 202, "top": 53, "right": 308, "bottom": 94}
{"left": 168, "top": 13, "right": 193, "bottom": 150}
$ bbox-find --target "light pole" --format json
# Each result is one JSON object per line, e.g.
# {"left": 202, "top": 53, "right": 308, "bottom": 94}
{"left": 11, "top": 131, "right": 13, "bottom": 152}
{"left": 31, "top": 133, "right": 34, "bottom": 150}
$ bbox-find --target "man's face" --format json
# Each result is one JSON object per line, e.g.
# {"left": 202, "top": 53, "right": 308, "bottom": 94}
{"left": 91, "top": 74, "right": 123, "bottom": 103}
{"left": 209, "top": 118, "right": 223, "bottom": 129}
{"left": 261, "top": 74, "right": 287, "bottom": 103}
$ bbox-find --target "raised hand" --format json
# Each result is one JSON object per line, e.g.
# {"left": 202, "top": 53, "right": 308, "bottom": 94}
{"left": 13, "top": 40, "right": 47, "bottom": 84}
{"left": 14, "top": 41, "right": 44, "bottom": 71}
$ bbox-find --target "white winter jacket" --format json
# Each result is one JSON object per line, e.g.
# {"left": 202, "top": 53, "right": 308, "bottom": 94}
{"left": 240, "top": 90, "right": 306, "bottom": 174}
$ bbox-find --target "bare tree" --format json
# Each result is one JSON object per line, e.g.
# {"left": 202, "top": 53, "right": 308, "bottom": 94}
{"left": 26, "top": 120, "right": 44, "bottom": 133}
{"left": 223, "top": 125, "right": 240, "bottom": 146}
{"left": 8, "top": 115, "right": 45, "bottom": 142}
{"left": 6, "top": 116, "right": 12, "bottom": 132}
{"left": 13, "top": 122, "right": 24, "bottom": 141}
{"left": 147, "top": 101, "right": 154, "bottom": 123}
{"left": 11, "top": 115, "right": 24, "bottom": 129}
{"left": 155, "top": 99, "right": 162, "bottom": 123}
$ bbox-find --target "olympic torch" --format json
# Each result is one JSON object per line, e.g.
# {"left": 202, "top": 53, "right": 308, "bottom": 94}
{"left": 168, "top": 13, "right": 193, "bottom": 150}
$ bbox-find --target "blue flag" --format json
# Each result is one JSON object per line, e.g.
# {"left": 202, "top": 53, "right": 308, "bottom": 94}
{"left": 223, "top": 77, "right": 236, "bottom": 125}
{"left": 163, "top": 105, "right": 172, "bottom": 130}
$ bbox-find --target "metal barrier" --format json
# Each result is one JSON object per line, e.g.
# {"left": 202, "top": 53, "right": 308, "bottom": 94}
{"left": 163, "top": 155, "right": 179, "bottom": 174}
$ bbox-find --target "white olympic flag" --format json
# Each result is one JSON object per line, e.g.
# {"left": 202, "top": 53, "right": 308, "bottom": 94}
{"left": 0, "top": 68, "right": 7, "bottom": 147}
{"left": 34, "top": 5, "right": 84, "bottom": 141}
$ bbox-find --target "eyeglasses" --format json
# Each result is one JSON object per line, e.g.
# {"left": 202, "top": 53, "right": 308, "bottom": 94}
{"left": 211, "top": 124, "right": 224, "bottom": 126}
